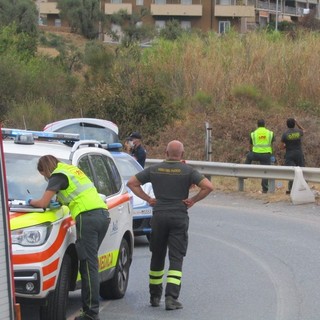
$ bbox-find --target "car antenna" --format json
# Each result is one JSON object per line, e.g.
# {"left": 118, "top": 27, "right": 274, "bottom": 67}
{"left": 23, "top": 115, "right": 27, "bottom": 130}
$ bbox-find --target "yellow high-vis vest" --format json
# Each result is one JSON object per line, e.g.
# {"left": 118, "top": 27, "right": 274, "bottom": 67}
{"left": 52, "top": 162, "right": 107, "bottom": 220}
{"left": 251, "top": 127, "right": 273, "bottom": 154}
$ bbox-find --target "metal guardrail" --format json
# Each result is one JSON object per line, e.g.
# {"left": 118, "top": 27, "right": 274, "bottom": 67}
{"left": 145, "top": 159, "right": 320, "bottom": 192}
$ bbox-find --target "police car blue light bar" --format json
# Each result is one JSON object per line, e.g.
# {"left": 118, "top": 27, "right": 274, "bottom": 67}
{"left": 1, "top": 128, "right": 80, "bottom": 142}
{"left": 102, "top": 142, "right": 123, "bottom": 150}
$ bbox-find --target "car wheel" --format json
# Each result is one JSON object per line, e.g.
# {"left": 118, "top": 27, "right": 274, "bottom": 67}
{"left": 100, "top": 238, "right": 130, "bottom": 299}
{"left": 39, "top": 254, "right": 71, "bottom": 320}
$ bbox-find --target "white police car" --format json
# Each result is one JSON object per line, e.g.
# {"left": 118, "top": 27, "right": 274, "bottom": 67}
{"left": 44, "top": 118, "right": 119, "bottom": 145}
{"left": 3, "top": 128, "right": 134, "bottom": 320}
{"left": 111, "top": 151, "right": 153, "bottom": 240}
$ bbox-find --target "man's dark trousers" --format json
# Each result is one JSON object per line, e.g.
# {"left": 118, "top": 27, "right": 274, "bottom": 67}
{"left": 149, "top": 210, "right": 189, "bottom": 299}
{"left": 245, "top": 152, "right": 271, "bottom": 193}
{"left": 76, "top": 209, "right": 110, "bottom": 318}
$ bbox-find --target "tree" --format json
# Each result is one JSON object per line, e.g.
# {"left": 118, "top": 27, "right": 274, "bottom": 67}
{"left": 299, "top": 9, "right": 320, "bottom": 30}
{"left": 159, "top": 19, "right": 188, "bottom": 41}
{"left": 83, "top": 40, "right": 115, "bottom": 82}
{"left": 77, "top": 46, "right": 183, "bottom": 143}
{"left": 0, "top": 0, "right": 38, "bottom": 36}
{"left": 106, "top": 8, "right": 155, "bottom": 47}
{"left": 0, "top": 24, "right": 37, "bottom": 58}
{"left": 57, "top": 0, "right": 104, "bottom": 39}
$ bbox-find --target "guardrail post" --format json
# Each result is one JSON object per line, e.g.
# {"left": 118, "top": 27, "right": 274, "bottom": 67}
{"left": 268, "top": 179, "right": 275, "bottom": 193}
{"left": 238, "top": 178, "right": 245, "bottom": 192}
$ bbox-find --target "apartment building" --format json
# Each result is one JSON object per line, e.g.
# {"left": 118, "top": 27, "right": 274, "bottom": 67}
{"left": 37, "top": 0, "right": 315, "bottom": 34}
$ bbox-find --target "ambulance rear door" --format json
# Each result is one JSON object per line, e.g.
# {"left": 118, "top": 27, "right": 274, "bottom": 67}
{"left": 0, "top": 128, "right": 16, "bottom": 320}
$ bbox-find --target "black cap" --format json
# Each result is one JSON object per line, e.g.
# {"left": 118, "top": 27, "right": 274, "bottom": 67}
{"left": 129, "top": 132, "right": 142, "bottom": 139}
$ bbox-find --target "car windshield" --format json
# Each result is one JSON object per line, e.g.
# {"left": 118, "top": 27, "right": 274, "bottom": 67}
{"left": 113, "top": 155, "right": 142, "bottom": 181}
{"left": 5, "top": 153, "right": 52, "bottom": 201}
{"left": 55, "top": 123, "right": 119, "bottom": 144}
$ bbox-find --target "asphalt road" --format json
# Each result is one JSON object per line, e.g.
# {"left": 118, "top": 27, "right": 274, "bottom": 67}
{"left": 21, "top": 192, "right": 320, "bottom": 320}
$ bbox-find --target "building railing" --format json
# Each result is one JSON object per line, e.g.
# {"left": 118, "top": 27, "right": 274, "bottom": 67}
{"left": 256, "top": 0, "right": 305, "bottom": 16}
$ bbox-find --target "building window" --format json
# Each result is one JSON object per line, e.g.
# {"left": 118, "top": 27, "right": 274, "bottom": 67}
{"left": 155, "top": 20, "right": 166, "bottom": 29}
{"left": 155, "top": 0, "right": 166, "bottom": 4}
{"left": 181, "top": 0, "right": 192, "bottom": 4}
{"left": 181, "top": 21, "right": 191, "bottom": 30}
{"left": 136, "top": 0, "right": 143, "bottom": 5}
{"left": 111, "top": 23, "right": 123, "bottom": 39}
{"left": 111, "top": 0, "right": 122, "bottom": 3}
{"left": 219, "top": 21, "right": 230, "bottom": 33}
{"left": 54, "top": 19, "right": 61, "bottom": 27}
{"left": 217, "top": 0, "right": 231, "bottom": 4}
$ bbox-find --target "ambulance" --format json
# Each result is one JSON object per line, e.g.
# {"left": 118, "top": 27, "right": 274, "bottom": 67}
{"left": 2, "top": 128, "right": 134, "bottom": 320}
{"left": 0, "top": 128, "right": 20, "bottom": 320}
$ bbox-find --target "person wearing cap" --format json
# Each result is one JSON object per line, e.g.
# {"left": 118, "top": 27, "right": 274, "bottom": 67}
{"left": 123, "top": 137, "right": 132, "bottom": 154}
{"left": 245, "top": 119, "right": 275, "bottom": 193}
{"left": 128, "top": 132, "right": 147, "bottom": 168}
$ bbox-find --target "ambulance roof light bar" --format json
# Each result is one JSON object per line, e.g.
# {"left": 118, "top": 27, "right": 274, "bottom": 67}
{"left": 1, "top": 128, "right": 80, "bottom": 144}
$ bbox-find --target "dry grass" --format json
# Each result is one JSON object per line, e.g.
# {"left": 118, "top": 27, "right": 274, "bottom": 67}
{"left": 37, "top": 47, "right": 60, "bottom": 57}
{"left": 144, "top": 32, "right": 320, "bottom": 167}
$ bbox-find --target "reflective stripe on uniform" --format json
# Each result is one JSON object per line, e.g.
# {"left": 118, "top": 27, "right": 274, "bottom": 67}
{"left": 149, "top": 270, "right": 164, "bottom": 285}
{"left": 167, "top": 269, "right": 182, "bottom": 285}
{"left": 57, "top": 181, "right": 94, "bottom": 203}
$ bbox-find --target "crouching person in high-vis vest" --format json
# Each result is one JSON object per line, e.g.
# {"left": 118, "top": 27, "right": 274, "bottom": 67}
{"left": 28, "top": 155, "right": 110, "bottom": 320}
{"left": 245, "top": 119, "right": 275, "bottom": 193}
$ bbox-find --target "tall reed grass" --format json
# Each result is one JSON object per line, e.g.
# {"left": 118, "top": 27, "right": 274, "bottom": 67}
{"left": 142, "top": 30, "right": 320, "bottom": 166}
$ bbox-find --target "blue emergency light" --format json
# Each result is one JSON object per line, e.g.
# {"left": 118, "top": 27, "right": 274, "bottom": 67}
{"left": 1, "top": 128, "right": 80, "bottom": 145}
{"left": 102, "top": 142, "right": 123, "bottom": 150}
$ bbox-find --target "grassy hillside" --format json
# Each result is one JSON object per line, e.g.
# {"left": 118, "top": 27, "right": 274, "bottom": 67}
{"left": 35, "top": 29, "right": 320, "bottom": 168}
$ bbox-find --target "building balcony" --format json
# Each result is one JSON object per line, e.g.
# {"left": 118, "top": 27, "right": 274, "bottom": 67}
{"left": 39, "top": 2, "right": 59, "bottom": 14}
{"left": 150, "top": 4, "right": 202, "bottom": 16}
{"left": 104, "top": 3, "right": 133, "bottom": 15}
{"left": 256, "top": 0, "right": 306, "bottom": 16}
{"left": 215, "top": 5, "right": 255, "bottom": 17}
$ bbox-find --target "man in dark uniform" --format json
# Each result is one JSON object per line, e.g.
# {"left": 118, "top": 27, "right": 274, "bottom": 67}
{"left": 245, "top": 119, "right": 275, "bottom": 193}
{"left": 127, "top": 140, "right": 213, "bottom": 311}
{"left": 128, "top": 132, "right": 147, "bottom": 168}
{"left": 280, "top": 118, "right": 305, "bottom": 194}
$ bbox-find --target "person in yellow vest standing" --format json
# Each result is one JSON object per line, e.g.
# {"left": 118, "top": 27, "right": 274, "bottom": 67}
{"left": 245, "top": 119, "right": 275, "bottom": 193}
{"left": 28, "top": 155, "right": 110, "bottom": 320}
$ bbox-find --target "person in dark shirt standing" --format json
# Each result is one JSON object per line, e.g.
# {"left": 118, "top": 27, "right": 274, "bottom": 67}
{"left": 127, "top": 140, "right": 213, "bottom": 311}
{"left": 280, "top": 118, "right": 305, "bottom": 194}
{"left": 128, "top": 132, "right": 147, "bottom": 168}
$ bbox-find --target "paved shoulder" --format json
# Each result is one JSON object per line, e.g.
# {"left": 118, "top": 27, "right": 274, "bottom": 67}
{"left": 200, "top": 191, "right": 320, "bottom": 217}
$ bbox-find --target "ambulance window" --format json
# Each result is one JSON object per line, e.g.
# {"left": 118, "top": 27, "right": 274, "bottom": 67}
{"left": 101, "top": 156, "right": 122, "bottom": 193}
{"left": 88, "top": 154, "right": 115, "bottom": 196}
{"left": 78, "top": 155, "right": 95, "bottom": 183}
{"left": 5, "top": 154, "right": 47, "bottom": 200}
